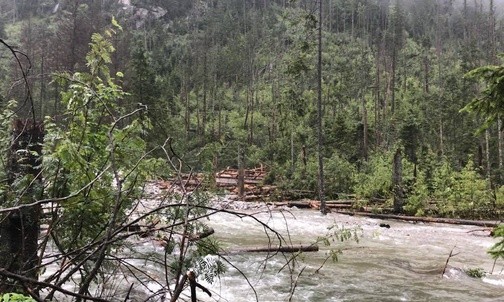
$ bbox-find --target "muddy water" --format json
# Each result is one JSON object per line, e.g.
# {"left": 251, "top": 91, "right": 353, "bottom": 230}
{"left": 195, "top": 207, "right": 504, "bottom": 302}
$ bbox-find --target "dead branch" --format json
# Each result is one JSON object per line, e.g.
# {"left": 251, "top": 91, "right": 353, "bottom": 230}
{"left": 0, "top": 38, "right": 36, "bottom": 120}
{"left": 188, "top": 228, "right": 215, "bottom": 242}
{"left": 0, "top": 269, "right": 109, "bottom": 302}
{"left": 442, "top": 246, "right": 459, "bottom": 277}
{"left": 288, "top": 266, "right": 306, "bottom": 302}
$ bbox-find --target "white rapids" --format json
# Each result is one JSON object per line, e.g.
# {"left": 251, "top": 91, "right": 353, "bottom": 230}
{"left": 193, "top": 205, "right": 504, "bottom": 302}
{"left": 39, "top": 198, "right": 504, "bottom": 301}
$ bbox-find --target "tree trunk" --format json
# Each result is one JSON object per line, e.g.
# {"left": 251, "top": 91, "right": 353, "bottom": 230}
{"left": 317, "top": 0, "right": 326, "bottom": 215}
{"left": 362, "top": 95, "right": 368, "bottom": 161}
{"left": 375, "top": 46, "right": 382, "bottom": 147}
{"left": 237, "top": 147, "right": 245, "bottom": 199}
{"left": 244, "top": 86, "right": 250, "bottom": 129}
{"left": 499, "top": 118, "right": 503, "bottom": 179}
{"left": 249, "top": 89, "right": 255, "bottom": 144}
{"left": 202, "top": 50, "right": 208, "bottom": 138}
{"left": 291, "top": 131, "right": 295, "bottom": 170}
{"left": 391, "top": 47, "right": 397, "bottom": 115}
{"left": 0, "top": 120, "right": 43, "bottom": 294}
{"left": 485, "top": 128, "right": 491, "bottom": 184}
{"left": 196, "top": 90, "right": 201, "bottom": 136}
{"left": 423, "top": 53, "right": 429, "bottom": 94}
{"left": 218, "top": 89, "right": 222, "bottom": 139}
{"left": 392, "top": 148, "right": 404, "bottom": 213}
{"left": 183, "top": 79, "right": 190, "bottom": 137}
{"left": 463, "top": 0, "right": 468, "bottom": 40}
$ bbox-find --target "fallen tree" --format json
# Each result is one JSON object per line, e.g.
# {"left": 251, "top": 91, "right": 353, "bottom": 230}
{"left": 229, "top": 244, "right": 319, "bottom": 254}
{"left": 336, "top": 211, "right": 501, "bottom": 228}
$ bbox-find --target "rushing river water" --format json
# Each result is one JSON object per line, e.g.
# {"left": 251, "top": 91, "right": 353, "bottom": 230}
{"left": 41, "top": 202, "right": 504, "bottom": 301}
{"left": 191, "top": 206, "right": 504, "bottom": 302}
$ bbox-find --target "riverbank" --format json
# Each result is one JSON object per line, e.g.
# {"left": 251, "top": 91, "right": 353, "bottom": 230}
{"left": 206, "top": 193, "right": 502, "bottom": 230}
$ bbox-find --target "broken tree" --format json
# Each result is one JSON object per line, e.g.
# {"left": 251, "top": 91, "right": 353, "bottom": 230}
{"left": 0, "top": 119, "right": 44, "bottom": 293}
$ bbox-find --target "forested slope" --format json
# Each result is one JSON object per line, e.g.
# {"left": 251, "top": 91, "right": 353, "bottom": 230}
{"left": 1, "top": 0, "right": 504, "bottom": 218}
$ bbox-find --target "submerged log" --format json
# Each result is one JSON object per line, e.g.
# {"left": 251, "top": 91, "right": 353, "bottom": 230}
{"left": 286, "top": 201, "right": 316, "bottom": 209}
{"left": 188, "top": 228, "right": 215, "bottom": 242}
{"left": 230, "top": 244, "right": 319, "bottom": 254}
{"left": 337, "top": 211, "right": 501, "bottom": 227}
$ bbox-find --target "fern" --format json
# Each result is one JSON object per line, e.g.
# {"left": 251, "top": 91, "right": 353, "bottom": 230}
{"left": 195, "top": 255, "right": 226, "bottom": 284}
{"left": 488, "top": 225, "right": 504, "bottom": 260}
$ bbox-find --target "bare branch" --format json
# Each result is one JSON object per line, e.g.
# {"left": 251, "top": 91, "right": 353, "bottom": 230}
{"left": 0, "top": 38, "right": 36, "bottom": 120}
{"left": 0, "top": 165, "right": 111, "bottom": 214}
{"left": 0, "top": 269, "right": 109, "bottom": 302}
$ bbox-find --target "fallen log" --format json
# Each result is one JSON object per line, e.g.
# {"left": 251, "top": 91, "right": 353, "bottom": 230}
{"left": 336, "top": 211, "right": 502, "bottom": 227}
{"left": 230, "top": 244, "right": 319, "bottom": 254}
{"left": 272, "top": 200, "right": 353, "bottom": 210}
{"left": 286, "top": 201, "right": 314, "bottom": 208}
{"left": 326, "top": 200, "right": 354, "bottom": 205}
{"left": 359, "top": 206, "right": 394, "bottom": 213}
{"left": 327, "top": 204, "right": 353, "bottom": 209}
{"left": 244, "top": 194, "right": 263, "bottom": 201}
{"left": 188, "top": 228, "right": 215, "bottom": 242}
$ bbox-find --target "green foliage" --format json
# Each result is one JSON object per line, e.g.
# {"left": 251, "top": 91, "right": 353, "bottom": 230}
{"left": 277, "top": 152, "right": 355, "bottom": 199}
{"left": 497, "top": 185, "right": 504, "bottom": 208}
{"left": 463, "top": 54, "right": 504, "bottom": 130}
{"left": 0, "top": 293, "right": 36, "bottom": 302}
{"left": 154, "top": 191, "right": 227, "bottom": 283}
{"left": 43, "top": 30, "right": 164, "bottom": 252}
{"left": 195, "top": 255, "right": 226, "bottom": 284}
{"left": 317, "top": 224, "right": 362, "bottom": 263}
{"left": 465, "top": 267, "right": 486, "bottom": 278}
{"left": 2, "top": 0, "right": 504, "bottom": 230}
{"left": 430, "top": 159, "right": 456, "bottom": 204}
{"left": 404, "top": 171, "right": 430, "bottom": 216}
{"left": 0, "top": 100, "right": 16, "bottom": 187}
{"left": 488, "top": 225, "right": 504, "bottom": 261}
{"left": 323, "top": 153, "right": 357, "bottom": 197}
{"left": 353, "top": 152, "right": 393, "bottom": 199}
{"left": 406, "top": 157, "right": 495, "bottom": 218}
{"left": 436, "top": 159, "right": 492, "bottom": 218}
{"left": 5, "top": 1, "right": 504, "bottom": 299}
{"left": 0, "top": 101, "right": 42, "bottom": 209}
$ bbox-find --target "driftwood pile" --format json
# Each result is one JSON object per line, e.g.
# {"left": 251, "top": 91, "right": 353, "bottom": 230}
{"left": 154, "top": 168, "right": 502, "bottom": 228}
{"left": 158, "top": 166, "right": 276, "bottom": 201}
{"left": 157, "top": 167, "right": 360, "bottom": 207}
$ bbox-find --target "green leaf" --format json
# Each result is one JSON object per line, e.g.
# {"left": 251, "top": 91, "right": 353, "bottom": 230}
{"left": 111, "top": 16, "right": 122, "bottom": 31}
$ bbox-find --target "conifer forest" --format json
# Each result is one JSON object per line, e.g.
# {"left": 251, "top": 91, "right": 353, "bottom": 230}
{"left": 1, "top": 0, "right": 504, "bottom": 301}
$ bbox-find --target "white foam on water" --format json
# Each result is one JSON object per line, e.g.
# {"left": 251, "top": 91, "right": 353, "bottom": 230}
{"left": 482, "top": 272, "right": 504, "bottom": 287}
{"left": 37, "top": 203, "right": 504, "bottom": 301}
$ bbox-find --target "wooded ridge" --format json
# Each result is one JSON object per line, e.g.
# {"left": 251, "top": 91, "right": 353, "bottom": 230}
{"left": 1, "top": 0, "right": 504, "bottom": 299}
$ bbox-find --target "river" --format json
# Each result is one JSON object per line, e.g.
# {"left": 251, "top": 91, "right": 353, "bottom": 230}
{"left": 40, "top": 201, "right": 504, "bottom": 301}
{"left": 192, "top": 205, "right": 504, "bottom": 302}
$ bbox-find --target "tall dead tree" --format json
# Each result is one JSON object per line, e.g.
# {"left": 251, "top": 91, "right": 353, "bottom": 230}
{"left": 0, "top": 120, "right": 44, "bottom": 294}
